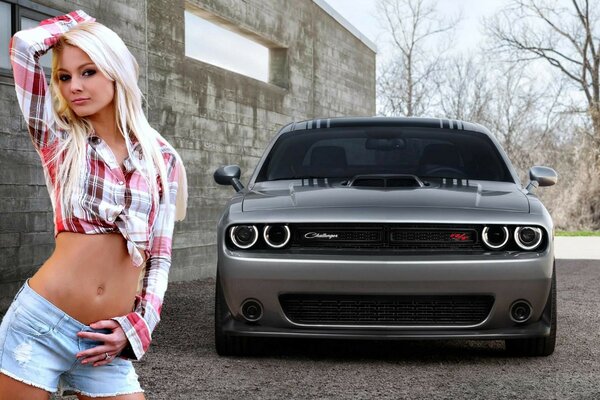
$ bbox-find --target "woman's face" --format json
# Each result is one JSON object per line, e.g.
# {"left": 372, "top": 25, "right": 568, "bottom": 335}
{"left": 56, "top": 45, "right": 115, "bottom": 119}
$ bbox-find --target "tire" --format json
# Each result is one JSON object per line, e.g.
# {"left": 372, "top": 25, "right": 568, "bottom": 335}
{"left": 505, "top": 262, "right": 557, "bottom": 356}
{"left": 214, "top": 274, "right": 258, "bottom": 356}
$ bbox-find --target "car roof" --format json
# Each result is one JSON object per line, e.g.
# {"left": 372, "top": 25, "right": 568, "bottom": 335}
{"left": 278, "top": 117, "right": 490, "bottom": 135}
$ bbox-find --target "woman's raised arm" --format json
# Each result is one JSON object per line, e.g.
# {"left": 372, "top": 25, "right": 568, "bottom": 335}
{"left": 9, "top": 10, "right": 94, "bottom": 152}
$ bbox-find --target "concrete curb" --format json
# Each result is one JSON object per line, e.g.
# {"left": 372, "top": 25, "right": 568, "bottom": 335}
{"left": 555, "top": 237, "right": 600, "bottom": 260}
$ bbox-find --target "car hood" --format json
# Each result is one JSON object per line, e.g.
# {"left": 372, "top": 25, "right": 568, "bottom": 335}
{"left": 242, "top": 180, "right": 529, "bottom": 213}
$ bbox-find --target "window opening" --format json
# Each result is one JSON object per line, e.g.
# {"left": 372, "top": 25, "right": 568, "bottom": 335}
{"left": 184, "top": 9, "right": 271, "bottom": 83}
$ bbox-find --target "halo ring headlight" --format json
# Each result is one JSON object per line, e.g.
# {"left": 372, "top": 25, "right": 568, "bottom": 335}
{"left": 482, "top": 226, "right": 509, "bottom": 249}
{"left": 263, "top": 225, "right": 291, "bottom": 248}
{"left": 514, "top": 226, "right": 543, "bottom": 250}
{"left": 229, "top": 225, "right": 259, "bottom": 249}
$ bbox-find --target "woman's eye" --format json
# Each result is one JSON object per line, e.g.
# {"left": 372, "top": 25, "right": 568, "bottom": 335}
{"left": 58, "top": 75, "right": 70, "bottom": 82}
{"left": 83, "top": 69, "right": 96, "bottom": 77}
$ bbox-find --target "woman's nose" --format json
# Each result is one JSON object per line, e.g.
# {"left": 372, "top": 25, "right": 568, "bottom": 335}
{"left": 70, "top": 77, "right": 83, "bottom": 92}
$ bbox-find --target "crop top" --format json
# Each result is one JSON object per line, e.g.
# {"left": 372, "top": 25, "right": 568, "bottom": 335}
{"left": 9, "top": 10, "right": 180, "bottom": 360}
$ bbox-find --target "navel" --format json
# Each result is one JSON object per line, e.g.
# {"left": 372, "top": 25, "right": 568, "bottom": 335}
{"left": 97, "top": 285, "right": 105, "bottom": 295}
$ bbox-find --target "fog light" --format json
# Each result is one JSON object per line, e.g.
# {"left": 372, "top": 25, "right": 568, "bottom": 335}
{"left": 510, "top": 300, "right": 532, "bottom": 323}
{"left": 241, "top": 299, "right": 263, "bottom": 322}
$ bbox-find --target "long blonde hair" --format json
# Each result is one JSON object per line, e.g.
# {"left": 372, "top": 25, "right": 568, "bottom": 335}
{"left": 48, "top": 22, "right": 187, "bottom": 220}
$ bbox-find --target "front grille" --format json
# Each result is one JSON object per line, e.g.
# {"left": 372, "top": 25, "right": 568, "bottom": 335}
{"left": 280, "top": 294, "right": 494, "bottom": 326}
{"left": 292, "top": 224, "right": 483, "bottom": 251}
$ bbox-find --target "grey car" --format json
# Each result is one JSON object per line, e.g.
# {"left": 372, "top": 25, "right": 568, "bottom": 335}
{"left": 213, "top": 117, "right": 558, "bottom": 357}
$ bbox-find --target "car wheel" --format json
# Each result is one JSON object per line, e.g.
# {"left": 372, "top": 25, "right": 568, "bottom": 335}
{"left": 214, "top": 273, "right": 258, "bottom": 356}
{"left": 505, "top": 262, "right": 557, "bottom": 356}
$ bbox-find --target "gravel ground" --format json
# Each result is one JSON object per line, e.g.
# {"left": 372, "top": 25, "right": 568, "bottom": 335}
{"left": 57, "top": 259, "right": 600, "bottom": 399}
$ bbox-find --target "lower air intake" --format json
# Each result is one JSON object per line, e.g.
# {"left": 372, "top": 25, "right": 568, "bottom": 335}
{"left": 280, "top": 294, "right": 494, "bottom": 326}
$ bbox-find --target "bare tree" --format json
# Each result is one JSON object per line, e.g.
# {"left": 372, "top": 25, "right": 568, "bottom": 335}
{"left": 486, "top": 0, "right": 600, "bottom": 228}
{"left": 487, "top": 65, "right": 544, "bottom": 163}
{"left": 376, "top": 0, "right": 459, "bottom": 116}
{"left": 486, "top": 0, "right": 600, "bottom": 149}
{"left": 436, "top": 55, "right": 492, "bottom": 123}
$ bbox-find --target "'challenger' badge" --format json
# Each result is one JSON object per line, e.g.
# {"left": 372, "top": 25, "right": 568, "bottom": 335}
{"left": 450, "top": 233, "right": 470, "bottom": 241}
{"left": 305, "top": 232, "right": 339, "bottom": 240}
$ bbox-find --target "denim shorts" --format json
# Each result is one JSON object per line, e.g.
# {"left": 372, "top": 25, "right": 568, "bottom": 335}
{"left": 0, "top": 281, "right": 143, "bottom": 397}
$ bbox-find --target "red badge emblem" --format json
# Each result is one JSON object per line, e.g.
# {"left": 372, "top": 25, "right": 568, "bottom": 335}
{"left": 450, "top": 233, "right": 469, "bottom": 241}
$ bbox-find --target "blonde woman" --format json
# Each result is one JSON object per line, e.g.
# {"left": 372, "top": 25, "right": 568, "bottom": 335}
{"left": 0, "top": 10, "right": 187, "bottom": 399}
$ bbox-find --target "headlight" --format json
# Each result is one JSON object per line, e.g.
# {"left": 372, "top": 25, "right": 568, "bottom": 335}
{"left": 514, "top": 226, "right": 543, "bottom": 250}
{"left": 482, "top": 226, "right": 509, "bottom": 249}
{"left": 229, "top": 225, "right": 259, "bottom": 249}
{"left": 263, "top": 225, "right": 291, "bottom": 248}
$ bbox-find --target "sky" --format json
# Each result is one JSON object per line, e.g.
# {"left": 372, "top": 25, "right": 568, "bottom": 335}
{"left": 324, "top": 0, "right": 562, "bottom": 91}
{"left": 323, "top": 0, "right": 510, "bottom": 54}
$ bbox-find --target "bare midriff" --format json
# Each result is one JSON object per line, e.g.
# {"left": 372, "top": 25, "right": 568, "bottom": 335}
{"left": 29, "top": 232, "right": 144, "bottom": 325}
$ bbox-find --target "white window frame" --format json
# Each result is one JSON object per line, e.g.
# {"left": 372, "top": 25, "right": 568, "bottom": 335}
{"left": 0, "top": 0, "right": 58, "bottom": 79}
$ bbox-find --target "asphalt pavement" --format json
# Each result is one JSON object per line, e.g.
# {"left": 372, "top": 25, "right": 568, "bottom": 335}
{"left": 127, "top": 258, "right": 599, "bottom": 400}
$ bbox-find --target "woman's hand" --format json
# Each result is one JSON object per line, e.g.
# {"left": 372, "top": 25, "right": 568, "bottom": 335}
{"left": 75, "top": 319, "right": 128, "bottom": 367}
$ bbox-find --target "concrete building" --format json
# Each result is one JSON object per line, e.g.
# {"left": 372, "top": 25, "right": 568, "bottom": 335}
{"left": 0, "top": 0, "right": 376, "bottom": 310}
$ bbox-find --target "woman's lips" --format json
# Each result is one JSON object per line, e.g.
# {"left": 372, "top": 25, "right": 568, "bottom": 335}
{"left": 71, "top": 98, "right": 90, "bottom": 105}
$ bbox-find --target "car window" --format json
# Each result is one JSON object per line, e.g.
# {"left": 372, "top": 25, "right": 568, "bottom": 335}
{"left": 257, "top": 127, "right": 513, "bottom": 182}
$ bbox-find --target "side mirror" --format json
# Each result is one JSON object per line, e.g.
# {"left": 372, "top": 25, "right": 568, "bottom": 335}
{"left": 526, "top": 166, "right": 558, "bottom": 192}
{"left": 214, "top": 165, "right": 244, "bottom": 192}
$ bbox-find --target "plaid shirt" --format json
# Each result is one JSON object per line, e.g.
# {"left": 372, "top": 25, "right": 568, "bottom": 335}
{"left": 10, "top": 10, "right": 180, "bottom": 360}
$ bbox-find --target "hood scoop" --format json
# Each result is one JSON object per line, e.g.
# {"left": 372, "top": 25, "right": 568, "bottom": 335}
{"left": 348, "top": 174, "right": 425, "bottom": 188}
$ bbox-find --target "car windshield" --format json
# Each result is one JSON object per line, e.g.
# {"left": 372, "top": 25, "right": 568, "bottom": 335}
{"left": 256, "top": 127, "right": 514, "bottom": 183}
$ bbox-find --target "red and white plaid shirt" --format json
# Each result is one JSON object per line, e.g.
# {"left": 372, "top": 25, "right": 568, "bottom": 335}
{"left": 10, "top": 10, "right": 180, "bottom": 360}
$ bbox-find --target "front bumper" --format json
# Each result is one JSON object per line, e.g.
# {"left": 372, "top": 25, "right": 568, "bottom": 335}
{"left": 218, "top": 245, "right": 554, "bottom": 340}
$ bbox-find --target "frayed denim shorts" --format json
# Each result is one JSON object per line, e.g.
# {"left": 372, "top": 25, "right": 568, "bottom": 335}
{"left": 0, "top": 281, "right": 143, "bottom": 397}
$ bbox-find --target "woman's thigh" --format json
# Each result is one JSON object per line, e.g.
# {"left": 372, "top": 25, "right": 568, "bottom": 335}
{"left": 0, "top": 373, "right": 50, "bottom": 400}
{"left": 0, "top": 284, "right": 75, "bottom": 394}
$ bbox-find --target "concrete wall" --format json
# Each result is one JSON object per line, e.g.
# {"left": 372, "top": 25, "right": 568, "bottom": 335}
{"left": 0, "top": 0, "right": 375, "bottom": 310}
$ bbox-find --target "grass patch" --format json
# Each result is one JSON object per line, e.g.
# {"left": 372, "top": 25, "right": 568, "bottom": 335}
{"left": 555, "top": 230, "right": 600, "bottom": 236}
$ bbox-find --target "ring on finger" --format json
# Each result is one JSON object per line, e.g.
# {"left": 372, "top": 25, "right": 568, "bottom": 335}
{"left": 104, "top": 352, "right": 112, "bottom": 360}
